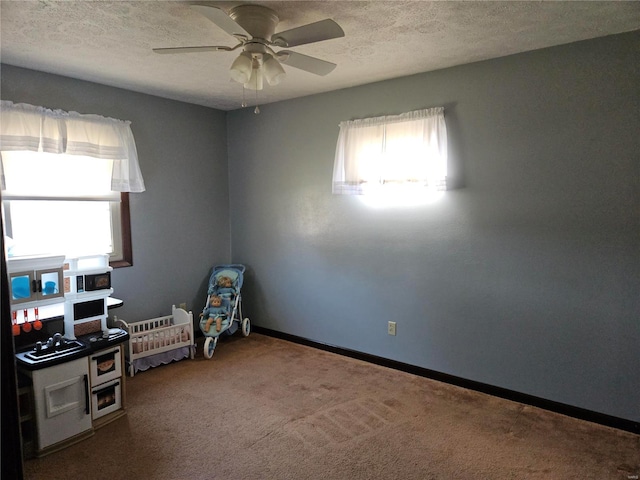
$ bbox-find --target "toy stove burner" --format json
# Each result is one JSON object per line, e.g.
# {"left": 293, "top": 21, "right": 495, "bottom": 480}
{"left": 87, "top": 328, "right": 127, "bottom": 345}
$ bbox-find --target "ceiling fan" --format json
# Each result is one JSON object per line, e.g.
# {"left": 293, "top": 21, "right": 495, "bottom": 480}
{"left": 153, "top": 3, "right": 345, "bottom": 91}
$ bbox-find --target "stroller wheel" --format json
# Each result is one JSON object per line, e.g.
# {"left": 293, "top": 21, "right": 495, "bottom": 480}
{"left": 204, "top": 336, "right": 218, "bottom": 359}
{"left": 241, "top": 317, "right": 251, "bottom": 337}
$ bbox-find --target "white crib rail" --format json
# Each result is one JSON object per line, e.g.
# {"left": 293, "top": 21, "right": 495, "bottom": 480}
{"left": 115, "top": 306, "right": 195, "bottom": 376}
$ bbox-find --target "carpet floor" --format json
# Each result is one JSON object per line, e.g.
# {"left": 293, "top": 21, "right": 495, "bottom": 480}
{"left": 23, "top": 333, "right": 639, "bottom": 479}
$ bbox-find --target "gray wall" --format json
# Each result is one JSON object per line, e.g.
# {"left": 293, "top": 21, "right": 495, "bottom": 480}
{"left": 227, "top": 31, "right": 639, "bottom": 422}
{"left": 1, "top": 64, "right": 230, "bottom": 324}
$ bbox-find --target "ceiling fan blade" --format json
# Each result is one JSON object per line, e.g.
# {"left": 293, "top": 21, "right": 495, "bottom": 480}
{"left": 272, "top": 19, "right": 344, "bottom": 48}
{"left": 153, "top": 46, "right": 231, "bottom": 54}
{"left": 278, "top": 51, "right": 337, "bottom": 76}
{"left": 191, "top": 5, "right": 250, "bottom": 39}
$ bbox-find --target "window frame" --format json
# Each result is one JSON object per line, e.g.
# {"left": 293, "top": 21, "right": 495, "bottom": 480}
{"left": 112, "top": 192, "right": 133, "bottom": 268}
{"left": 2, "top": 193, "right": 133, "bottom": 269}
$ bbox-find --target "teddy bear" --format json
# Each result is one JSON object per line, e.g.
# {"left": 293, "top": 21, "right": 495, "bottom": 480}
{"left": 200, "top": 295, "right": 227, "bottom": 333}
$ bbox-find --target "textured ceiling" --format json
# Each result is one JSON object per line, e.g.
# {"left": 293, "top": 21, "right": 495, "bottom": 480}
{"left": 1, "top": 1, "right": 639, "bottom": 111}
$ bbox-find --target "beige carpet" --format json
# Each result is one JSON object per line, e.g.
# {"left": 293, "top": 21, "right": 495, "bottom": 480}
{"left": 24, "top": 333, "right": 639, "bottom": 480}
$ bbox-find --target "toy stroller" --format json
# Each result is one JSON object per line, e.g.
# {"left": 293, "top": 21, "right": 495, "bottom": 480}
{"left": 199, "top": 264, "right": 250, "bottom": 358}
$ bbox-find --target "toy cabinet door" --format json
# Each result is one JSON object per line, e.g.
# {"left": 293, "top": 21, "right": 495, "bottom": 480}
{"left": 9, "top": 270, "right": 36, "bottom": 305}
{"left": 37, "top": 268, "right": 64, "bottom": 301}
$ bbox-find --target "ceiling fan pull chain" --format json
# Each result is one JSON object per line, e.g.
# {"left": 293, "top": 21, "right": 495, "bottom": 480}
{"left": 254, "top": 87, "right": 260, "bottom": 114}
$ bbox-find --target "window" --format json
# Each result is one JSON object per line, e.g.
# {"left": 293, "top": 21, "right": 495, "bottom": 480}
{"left": 0, "top": 101, "right": 144, "bottom": 267}
{"left": 332, "top": 107, "right": 448, "bottom": 203}
{"left": 2, "top": 152, "right": 131, "bottom": 264}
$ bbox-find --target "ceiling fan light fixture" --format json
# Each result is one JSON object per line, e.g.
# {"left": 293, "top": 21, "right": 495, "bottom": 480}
{"left": 244, "top": 65, "right": 264, "bottom": 91}
{"left": 229, "top": 51, "right": 253, "bottom": 84}
{"left": 263, "top": 54, "right": 286, "bottom": 86}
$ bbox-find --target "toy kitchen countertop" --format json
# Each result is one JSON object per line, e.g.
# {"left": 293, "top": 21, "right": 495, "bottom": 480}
{"left": 15, "top": 328, "right": 129, "bottom": 371}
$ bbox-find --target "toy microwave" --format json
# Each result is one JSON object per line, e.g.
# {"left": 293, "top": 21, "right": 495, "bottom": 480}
{"left": 77, "top": 272, "right": 111, "bottom": 293}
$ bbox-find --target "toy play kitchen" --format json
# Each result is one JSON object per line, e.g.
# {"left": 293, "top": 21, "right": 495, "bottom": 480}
{"left": 8, "top": 254, "right": 129, "bottom": 458}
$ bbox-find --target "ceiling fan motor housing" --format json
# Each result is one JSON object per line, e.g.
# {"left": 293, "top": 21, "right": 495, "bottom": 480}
{"left": 230, "top": 5, "right": 279, "bottom": 44}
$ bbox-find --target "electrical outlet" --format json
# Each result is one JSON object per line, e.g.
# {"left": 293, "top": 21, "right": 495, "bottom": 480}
{"left": 388, "top": 321, "right": 397, "bottom": 336}
{"left": 179, "top": 302, "right": 187, "bottom": 311}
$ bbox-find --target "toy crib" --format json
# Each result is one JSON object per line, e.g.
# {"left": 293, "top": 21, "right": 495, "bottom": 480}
{"left": 115, "top": 305, "right": 195, "bottom": 377}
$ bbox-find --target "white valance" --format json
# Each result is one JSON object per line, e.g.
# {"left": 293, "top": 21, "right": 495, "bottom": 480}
{"left": 0, "top": 100, "right": 145, "bottom": 192}
{"left": 333, "top": 107, "right": 447, "bottom": 195}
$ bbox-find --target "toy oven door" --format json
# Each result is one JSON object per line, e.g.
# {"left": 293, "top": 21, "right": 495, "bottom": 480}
{"left": 91, "top": 378, "right": 121, "bottom": 420}
{"left": 89, "top": 346, "right": 121, "bottom": 386}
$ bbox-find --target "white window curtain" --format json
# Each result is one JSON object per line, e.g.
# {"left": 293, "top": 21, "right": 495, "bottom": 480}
{"left": 0, "top": 100, "right": 145, "bottom": 192}
{"left": 332, "top": 107, "right": 447, "bottom": 195}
